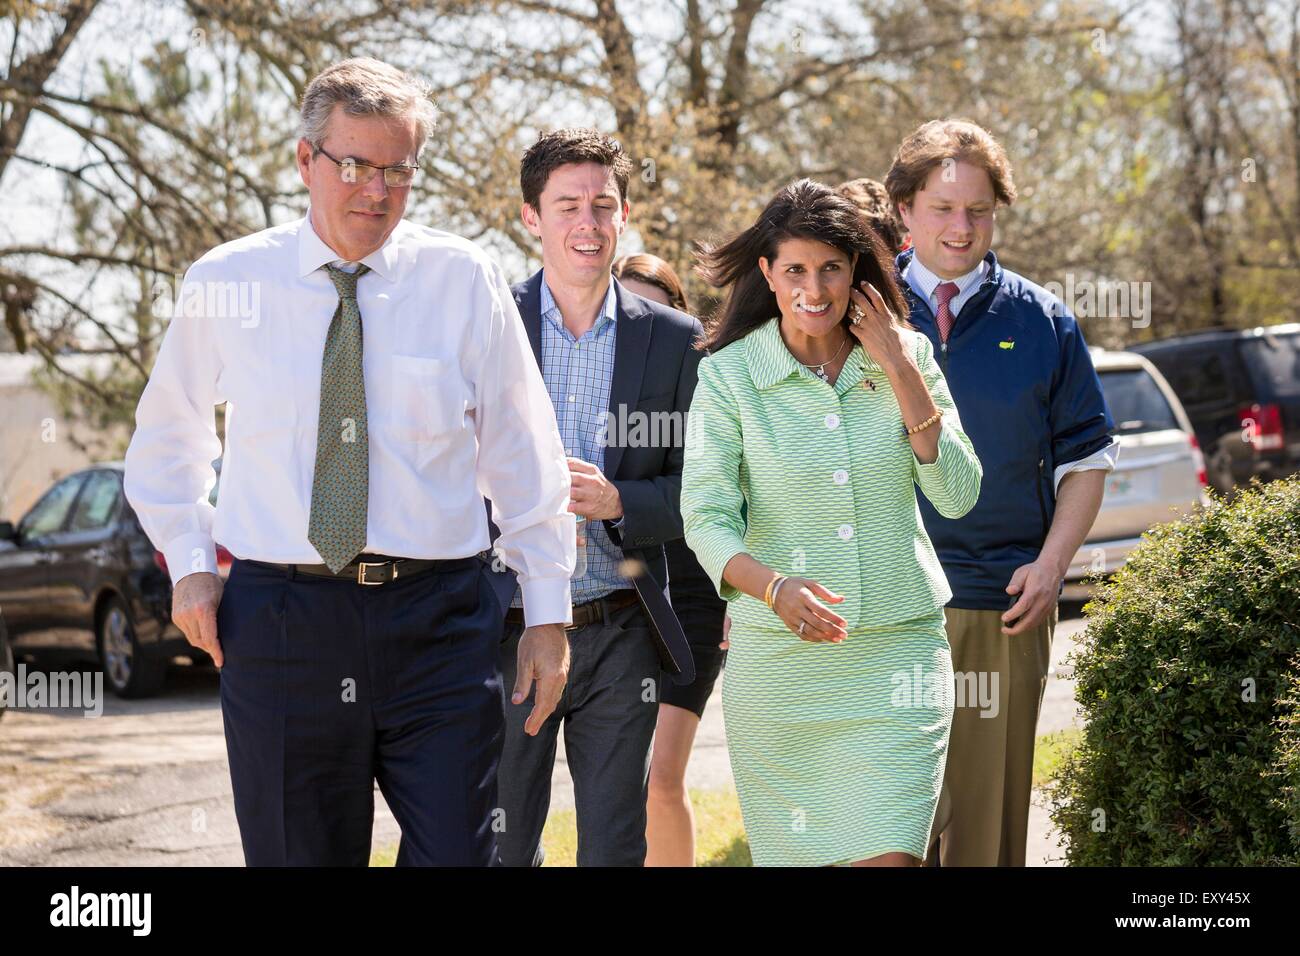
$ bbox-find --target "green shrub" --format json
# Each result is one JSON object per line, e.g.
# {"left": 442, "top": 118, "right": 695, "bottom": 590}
{"left": 1050, "top": 478, "right": 1300, "bottom": 865}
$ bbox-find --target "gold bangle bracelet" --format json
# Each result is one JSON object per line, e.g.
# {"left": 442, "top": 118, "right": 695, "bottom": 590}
{"left": 906, "top": 410, "right": 943, "bottom": 436}
{"left": 764, "top": 574, "right": 784, "bottom": 609}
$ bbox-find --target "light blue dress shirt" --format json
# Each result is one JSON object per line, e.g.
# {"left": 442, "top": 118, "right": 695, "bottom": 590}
{"left": 511, "top": 272, "right": 632, "bottom": 607}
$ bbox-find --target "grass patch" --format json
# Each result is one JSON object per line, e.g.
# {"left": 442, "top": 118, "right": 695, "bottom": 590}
{"left": 370, "top": 787, "right": 751, "bottom": 867}
{"left": 1033, "top": 728, "right": 1083, "bottom": 789}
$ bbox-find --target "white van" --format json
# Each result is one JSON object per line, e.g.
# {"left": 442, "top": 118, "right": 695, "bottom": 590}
{"left": 1062, "top": 349, "right": 1212, "bottom": 599}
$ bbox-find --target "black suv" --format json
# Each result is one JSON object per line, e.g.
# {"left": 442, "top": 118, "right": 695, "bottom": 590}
{"left": 0, "top": 463, "right": 228, "bottom": 698}
{"left": 1132, "top": 324, "right": 1300, "bottom": 493}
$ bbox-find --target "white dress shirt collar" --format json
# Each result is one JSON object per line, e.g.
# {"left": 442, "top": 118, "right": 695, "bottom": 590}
{"left": 905, "top": 253, "right": 987, "bottom": 303}
{"left": 296, "top": 207, "right": 401, "bottom": 282}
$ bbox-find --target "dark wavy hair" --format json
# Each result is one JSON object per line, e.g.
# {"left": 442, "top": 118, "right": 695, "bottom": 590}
{"left": 695, "top": 179, "right": 910, "bottom": 353}
{"left": 519, "top": 127, "right": 633, "bottom": 210}
{"left": 612, "top": 253, "right": 690, "bottom": 313}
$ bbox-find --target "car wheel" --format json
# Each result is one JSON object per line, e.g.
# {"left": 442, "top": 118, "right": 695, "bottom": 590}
{"left": 97, "top": 596, "right": 167, "bottom": 699}
{"left": 0, "top": 616, "right": 13, "bottom": 721}
{"left": 1206, "top": 442, "right": 1236, "bottom": 496}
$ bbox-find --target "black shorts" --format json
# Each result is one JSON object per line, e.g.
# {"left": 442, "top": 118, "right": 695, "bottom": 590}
{"left": 660, "top": 624, "right": 725, "bottom": 718}
{"left": 661, "top": 539, "right": 727, "bottom": 719}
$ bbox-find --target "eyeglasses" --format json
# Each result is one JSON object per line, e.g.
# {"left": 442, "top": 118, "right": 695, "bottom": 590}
{"left": 312, "top": 144, "right": 419, "bottom": 188}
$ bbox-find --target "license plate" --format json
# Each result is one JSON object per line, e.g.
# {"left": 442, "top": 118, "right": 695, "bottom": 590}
{"left": 1105, "top": 470, "right": 1151, "bottom": 504}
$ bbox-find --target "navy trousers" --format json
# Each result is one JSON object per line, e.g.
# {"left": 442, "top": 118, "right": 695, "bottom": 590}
{"left": 216, "top": 556, "right": 505, "bottom": 866}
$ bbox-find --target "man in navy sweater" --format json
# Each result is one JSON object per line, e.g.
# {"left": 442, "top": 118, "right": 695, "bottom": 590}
{"left": 885, "top": 119, "right": 1117, "bottom": 866}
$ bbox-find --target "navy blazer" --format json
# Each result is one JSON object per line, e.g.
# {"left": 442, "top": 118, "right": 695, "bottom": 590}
{"left": 487, "top": 271, "right": 704, "bottom": 681}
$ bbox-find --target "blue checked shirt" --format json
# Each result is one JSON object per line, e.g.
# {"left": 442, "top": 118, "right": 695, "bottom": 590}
{"left": 511, "top": 273, "right": 632, "bottom": 608}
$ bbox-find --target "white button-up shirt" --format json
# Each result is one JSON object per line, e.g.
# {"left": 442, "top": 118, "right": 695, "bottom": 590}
{"left": 124, "top": 212, "right": 575, "bottom": 627}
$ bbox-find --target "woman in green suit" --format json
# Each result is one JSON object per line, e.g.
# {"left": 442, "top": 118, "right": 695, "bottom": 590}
{"left": 682, "top": 179, "right": 982, "bottom": 866}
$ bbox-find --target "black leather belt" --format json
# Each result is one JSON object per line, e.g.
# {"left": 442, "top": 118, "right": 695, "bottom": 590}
{"left": 245, "top": 554, "right": 479, "bottom": 585}
{"left": 505, "top": 589, "right": 640, "bottom": 631}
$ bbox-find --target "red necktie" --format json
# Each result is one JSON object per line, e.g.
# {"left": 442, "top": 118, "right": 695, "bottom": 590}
{"left": 935, "top": 281, "right": 959, "bottom": 344}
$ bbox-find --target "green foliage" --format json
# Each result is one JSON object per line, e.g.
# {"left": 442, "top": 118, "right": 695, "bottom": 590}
{"left": 1051, "top": 479, "right": 1300, "bottom": 865}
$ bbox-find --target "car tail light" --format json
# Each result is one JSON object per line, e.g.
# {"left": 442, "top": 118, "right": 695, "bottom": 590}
{"left": 1188, "top": 434, "right": 1207, "bottom": 486}
{"left": 153, "top": 550, "right": 168, "bottom": 574}
{"left": 1239, "top": 403, "right": 1284, "bottom": 452}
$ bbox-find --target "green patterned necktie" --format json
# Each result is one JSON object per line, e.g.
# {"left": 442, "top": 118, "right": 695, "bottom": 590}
{"left": 308, "top": 263, "right": 372, "bottom": 573}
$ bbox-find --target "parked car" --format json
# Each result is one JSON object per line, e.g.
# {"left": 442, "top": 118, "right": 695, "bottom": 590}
{"left": 1062, "top": 349, "right": 1210, "bottom": 599}
{"left": 1131, "top": 324, "right": 1300, "bottom": 493}
{"left": 0, "top": 463, "right": 229, "bottom": 699}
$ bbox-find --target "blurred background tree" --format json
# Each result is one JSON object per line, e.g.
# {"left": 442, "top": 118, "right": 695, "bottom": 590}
{"left": 1, "top": 0, "right": 1297, "bottom": 448}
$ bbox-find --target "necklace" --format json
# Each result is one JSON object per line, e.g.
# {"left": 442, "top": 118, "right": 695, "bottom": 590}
{"left": 799, "top": 334, "right": 850, "bottom": 383}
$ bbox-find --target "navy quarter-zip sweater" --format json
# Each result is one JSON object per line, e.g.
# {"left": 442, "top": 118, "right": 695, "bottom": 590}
{"left": 897, "top": 249, "right": 1115, "bottom": 610}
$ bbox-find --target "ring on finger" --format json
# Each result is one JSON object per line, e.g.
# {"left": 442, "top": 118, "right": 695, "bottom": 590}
{"left": 797, "top": 620, "right": 806, "bottom": 635}
{"left": 850, "top": 304, "right": 866, "bottom": 323}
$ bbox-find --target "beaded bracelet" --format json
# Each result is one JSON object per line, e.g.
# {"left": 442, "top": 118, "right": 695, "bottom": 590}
{"left": 905, "top": 409, "right": 943, "bottom": 436}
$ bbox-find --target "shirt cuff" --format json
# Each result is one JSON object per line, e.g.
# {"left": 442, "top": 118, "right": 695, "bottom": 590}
{"left": 912, "top": 424, "right": 948, "bottom": 472}
{"left": 520, "top": 576, "right": 573, "bottom": 628}
{"left": 1053, "top": 439, "right": 1121, "bottom": 494}
{"left": 163, "top": 533, "right": 218, "bottom": 586}
{"left": 688, "top": 533, "right": 748, "bottom": 603}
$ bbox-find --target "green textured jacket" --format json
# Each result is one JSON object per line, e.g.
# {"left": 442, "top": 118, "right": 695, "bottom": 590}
{"left": 681, "top": 316, "right": 983, "bottom": 633}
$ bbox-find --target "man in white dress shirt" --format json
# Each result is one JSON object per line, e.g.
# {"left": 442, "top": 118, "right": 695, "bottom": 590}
{"left": 124, "top": 58, "right": 575, "bottom": 866}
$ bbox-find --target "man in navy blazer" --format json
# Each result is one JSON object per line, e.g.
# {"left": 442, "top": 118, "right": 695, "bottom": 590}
{"left": 489, "top": 128, "right": 702, "bottom": 867}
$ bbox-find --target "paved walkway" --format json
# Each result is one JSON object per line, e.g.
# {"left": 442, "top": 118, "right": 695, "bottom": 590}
{"left": 0, "top": 609, "right": 1087, "bottom": 866}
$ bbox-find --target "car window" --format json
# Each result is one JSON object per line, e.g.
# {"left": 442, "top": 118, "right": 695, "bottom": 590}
{"left": 1158, "top": 350, "right": 1232, "bottom": 407}
{"left": 17, "top": 473, "right": 86, "bottom": 538}
{"left": 67, "top": 471, "right": 122, "bottom": 532}
{"left": 1100, "top": 368, "right": 1181, "bottom": 434}
{"left": 1240, "top": 333, "right": 1300, "bottom": 398}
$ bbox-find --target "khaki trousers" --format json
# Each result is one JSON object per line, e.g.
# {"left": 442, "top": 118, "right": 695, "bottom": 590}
{"left": 925, "top": 604, "right": 1057, "bottom": 867}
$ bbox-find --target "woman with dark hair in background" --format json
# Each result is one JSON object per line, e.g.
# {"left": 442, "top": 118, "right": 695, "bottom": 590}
{"left": 835, "top": 177, "right": 907, "bottom": 257}
{"left": 680, "top": 179, "right": 982, "bottom": 866}
{"left": 612, "top": 253, "right": 727, "bottom": 867}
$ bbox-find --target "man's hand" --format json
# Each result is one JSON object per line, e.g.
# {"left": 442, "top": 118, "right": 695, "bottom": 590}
{"left": 1002, "top": 558, "right": 1063, "bottom": 636}
{"left": 567, "top": 457, "right": 622, "bottom": 521}
{"left": 512, "top": 623, "right": 570, "bottom": 735}
{"left": 172, "top": 571, "right": 225, "bottom": 667}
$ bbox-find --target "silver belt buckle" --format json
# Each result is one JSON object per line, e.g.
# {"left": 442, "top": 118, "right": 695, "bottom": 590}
{"left": 357, "top": 561, "right": 394, "bottom": 585}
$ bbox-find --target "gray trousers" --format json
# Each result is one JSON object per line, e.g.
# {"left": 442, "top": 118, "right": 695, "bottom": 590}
{"left": 495, "top": 598, "right": 661, "bottom": 866}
